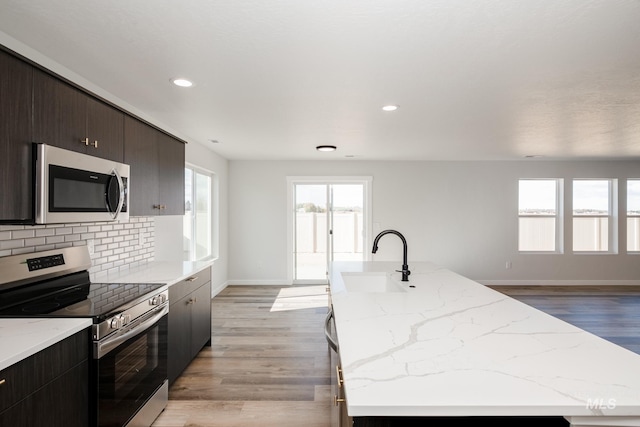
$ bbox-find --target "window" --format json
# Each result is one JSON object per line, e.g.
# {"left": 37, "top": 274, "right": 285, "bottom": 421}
{"left": 184, "top": 166, "right": 213, "bottom": 261}
{"left": 573, "top": 179, "right": 615, "bottom": 252}
{"left": 628, "top": 180, "right": 640, "bottom": 252}
{"left": 518, "top": 179, "right": 561, "bottom": 252}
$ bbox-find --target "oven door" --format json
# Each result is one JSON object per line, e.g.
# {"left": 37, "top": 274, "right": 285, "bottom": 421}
{"left": 93, "top": 305, "right": 168, "bottom": 427}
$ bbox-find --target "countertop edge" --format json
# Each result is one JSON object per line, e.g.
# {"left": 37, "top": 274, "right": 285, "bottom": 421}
{"left": 93, "top": 259, "right": 214, "bottom": 285}
{"left": 0, "top": 318, "right": 92, "bottom": 371}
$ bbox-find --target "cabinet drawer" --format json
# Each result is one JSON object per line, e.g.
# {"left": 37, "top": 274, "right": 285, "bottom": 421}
{"left": 169, "top": 267, "right": 211, "bottom": 304}
{"left": 0, "top": 329, "right": 89, "bottom": 412}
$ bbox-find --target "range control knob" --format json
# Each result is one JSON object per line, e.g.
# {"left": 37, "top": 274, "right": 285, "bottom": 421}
{"left": 120, "top": 314, "right": 131, "bottom": 325}
{"left": 110, "top": 317, "right": 122, "bottom": 329}
{"left": 150, "top": 294, "right": 166, "bottom": 306}
{"left": 149, "top": 294, "right": 167, "bottom": 305}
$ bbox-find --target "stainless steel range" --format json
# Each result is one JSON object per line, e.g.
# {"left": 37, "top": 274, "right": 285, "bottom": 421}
{"left": 0, "top": 246, "right": 169, "bottom": 427}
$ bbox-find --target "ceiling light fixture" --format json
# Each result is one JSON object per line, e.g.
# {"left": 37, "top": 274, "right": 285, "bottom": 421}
{"left": 172, "top": 78, "right": 193, "bottom": 87}
{"left": 316, "top": 145, "right": 337, "bottom": 152}
{"left": 382, "top": 105, "right": 398, "bottom": 112}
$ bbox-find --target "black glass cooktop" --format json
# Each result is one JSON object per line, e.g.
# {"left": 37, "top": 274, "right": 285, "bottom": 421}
{"left": 0, "top": 270, "right": 164, "bottom": 321}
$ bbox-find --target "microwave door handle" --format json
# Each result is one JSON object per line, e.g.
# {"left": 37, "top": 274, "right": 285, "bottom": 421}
{"left": 109, "top": 168, "right": 125, "bottom": 219}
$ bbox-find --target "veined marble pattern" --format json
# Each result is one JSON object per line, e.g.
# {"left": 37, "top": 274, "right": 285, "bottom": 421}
{"left": 0, "top": 317, "right": 91, "bottom": 370}
{"left": 329, "top": 261, "right": 640, "bottom": 422}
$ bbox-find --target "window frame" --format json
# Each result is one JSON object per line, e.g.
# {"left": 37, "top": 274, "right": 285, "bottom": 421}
{"left": 518, "top": 178, "right": 563, "bottom": 253}
{"left": 627, "top": 179, "right": 640, "bottom": 253}
{"left": 571, "top": 178, "right": 617, "bottom": 254}
{"left": 183, "top": 163, "right": 216, "bottom": 262}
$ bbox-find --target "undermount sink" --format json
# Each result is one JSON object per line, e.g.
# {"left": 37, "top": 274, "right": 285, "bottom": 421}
{"left": 340, "top": 272, "right": 407, "bottom": 293}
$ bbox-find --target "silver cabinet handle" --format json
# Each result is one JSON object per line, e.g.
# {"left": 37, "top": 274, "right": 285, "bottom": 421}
{"left": 81, "top": 137, "right": 97, "bottom": 148}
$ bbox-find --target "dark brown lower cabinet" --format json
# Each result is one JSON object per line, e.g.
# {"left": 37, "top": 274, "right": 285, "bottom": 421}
{"left": 168, "top": 268, "right": 212, "bottom": 384}
{"left": 0, "top": 329, "right": 89, "bottom": 427}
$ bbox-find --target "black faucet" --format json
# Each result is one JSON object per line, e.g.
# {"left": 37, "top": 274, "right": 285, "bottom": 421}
{"left": 372, "top": 230, "right": 410, "bottom": 281}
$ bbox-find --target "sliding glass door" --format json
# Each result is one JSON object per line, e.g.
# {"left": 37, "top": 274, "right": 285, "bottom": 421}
{"left": 289, "top": 177, "right": 371, "bottom": 283}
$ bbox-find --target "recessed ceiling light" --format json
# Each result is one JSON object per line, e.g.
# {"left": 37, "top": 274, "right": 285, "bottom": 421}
{"left": 524, "top": 155, "right": 544, "bottom": 158}
{"left": 316, "top": 145, "right": 337, "bottom": 152}
{"left": 172, "top": 78, "right": 193, "bottom": 87}
{"left": 382, "top": 105, "right": 398, "bottom": 112}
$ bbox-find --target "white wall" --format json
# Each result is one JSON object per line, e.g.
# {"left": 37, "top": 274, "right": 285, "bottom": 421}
{"left": 229, "top": 159, "right": 640, "bottom": 285}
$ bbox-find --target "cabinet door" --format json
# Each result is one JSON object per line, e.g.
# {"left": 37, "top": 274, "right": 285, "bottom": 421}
{"left": 168, "top": 296, "right": 192, "bottom": 385}
{"left": 34, "top": 70, "right": 124, "bottom": 161}
{"left": 0, "top": 360, "right": 89, "bottom": 427}
{"left": 157, "top": 132, "right": 185, "bottom": 215}
{"left": 33, "top": 70, "right": 86, "bottom": 154}
{"left": 124, "top": 115, "right": 160, "bottom": 216}
{"left": 330, "top": 343, "right": 340, "bottom": 427}
{"left": 124, "top": 118, "right": 185, "bottom": 216}
{"left": 190, "top": 282, "right": 212, "bottom": 356}
{"left": 86, "top": 97, "right": 124, "bottom": 162}
{"left": 0, "top": 329, "right": 89, "bottom": 427}
{"left": 0, "top": 49, "right": 33, "bottom": 221}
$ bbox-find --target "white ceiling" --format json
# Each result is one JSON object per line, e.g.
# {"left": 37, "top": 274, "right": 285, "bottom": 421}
{"left": 1, "top": 0, "right": 640, "bottom": 161}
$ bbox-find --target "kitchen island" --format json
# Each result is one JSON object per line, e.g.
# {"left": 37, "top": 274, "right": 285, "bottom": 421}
{"left": 329, "top": 261, "right": 640, "bottom": 426}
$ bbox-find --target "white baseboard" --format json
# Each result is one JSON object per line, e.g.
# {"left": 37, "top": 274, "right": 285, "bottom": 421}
{"left": 479, "top": 279, "right": 640, "bottom": 287}
{"left": 226, "top": 279, "right": 293, "bottom": 286}
{"left": 211, "top": 281, "right": 228, "bottom": 297}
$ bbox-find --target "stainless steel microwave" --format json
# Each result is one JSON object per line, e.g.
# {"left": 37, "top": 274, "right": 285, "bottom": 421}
{"left": 34, "top": 143, "right": 130, "bottom": 224}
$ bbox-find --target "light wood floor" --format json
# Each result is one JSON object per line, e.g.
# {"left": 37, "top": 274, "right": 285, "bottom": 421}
{"left": 152, "top": 284, "right": 640, "bottom": 426}
{"left": 152, "top": 284, "right": 332, "bottom": 427}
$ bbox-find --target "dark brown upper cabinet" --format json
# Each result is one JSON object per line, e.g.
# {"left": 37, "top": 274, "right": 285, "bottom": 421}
{"left": 157, "top": 131, "right": 186, "bottom": 216}
{"left": 33, "top": 70, "right": 124, "bottom": 162}
{"left": 0, "top": 46, "right": 185, "bottom": 222}
{"left": 0, "top": 49, "right": 34, "bottom": 221}
{"left": 124, "top": 116, "right": 185, "bottom": 216}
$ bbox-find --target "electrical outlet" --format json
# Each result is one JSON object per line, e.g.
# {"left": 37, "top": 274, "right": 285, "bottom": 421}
{"left": 505, "top": 261, "right": 512, "bottom": 270}
{"left": 139, "top": 232, "right": 145, "bottom": 247}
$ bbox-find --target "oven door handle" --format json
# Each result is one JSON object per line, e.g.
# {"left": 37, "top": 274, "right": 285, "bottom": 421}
{"left": 95, "top": 304, "right": 168, "bottom": 359}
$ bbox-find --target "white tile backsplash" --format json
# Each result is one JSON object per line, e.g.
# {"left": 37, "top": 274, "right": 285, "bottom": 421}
{"left": 0, "top": 217, "right": 155, "bottom": 275}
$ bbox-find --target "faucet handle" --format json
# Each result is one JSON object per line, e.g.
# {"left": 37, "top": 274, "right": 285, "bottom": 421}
{"left": 396, "top": 268, "right": 411, "bottom": 283}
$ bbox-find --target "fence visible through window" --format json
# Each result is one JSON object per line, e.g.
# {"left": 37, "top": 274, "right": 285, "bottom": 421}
{"left": 518, "top": 179, "right": 559, "bottom": 252}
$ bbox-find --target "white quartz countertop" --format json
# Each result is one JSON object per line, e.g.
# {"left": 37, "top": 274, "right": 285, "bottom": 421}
{"left": 93, "top": 259, "right": 214, "bottom": 285}
{"left": 0, "top": 318, "right": 92, "bottom": 371}
{"left": 329, "top": 261, "right": 640, "bottom": 424}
